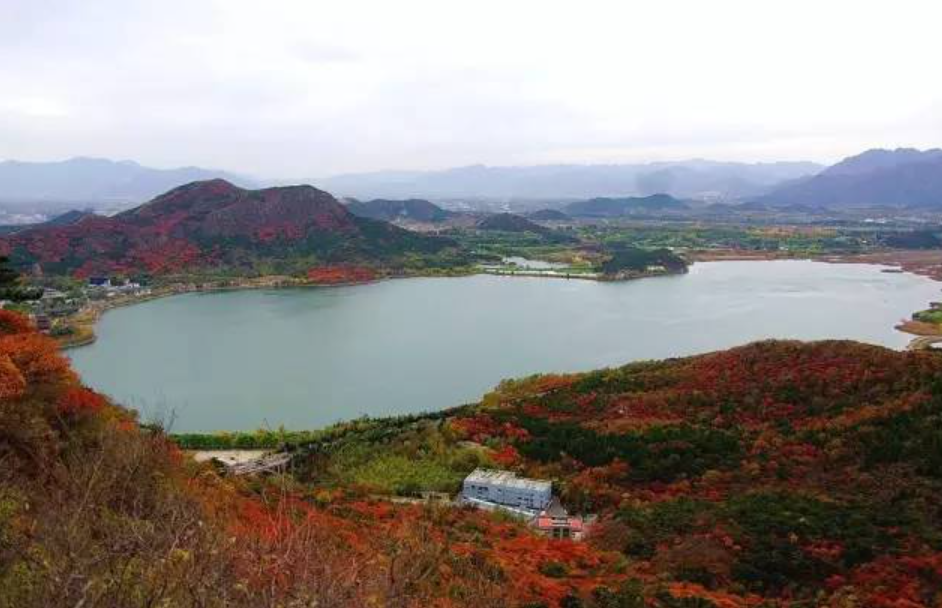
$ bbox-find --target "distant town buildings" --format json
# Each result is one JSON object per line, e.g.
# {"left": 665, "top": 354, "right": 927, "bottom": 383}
{"left": 86, "top": 278, "right": 151, "bottom": 299}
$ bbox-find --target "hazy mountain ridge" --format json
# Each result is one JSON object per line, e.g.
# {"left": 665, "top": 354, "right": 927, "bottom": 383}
{"left": 311, "top": 160, "right": 824, "bottom": 201}
{"left": 0, "top": 157, "right": 255, "bottom": 204}
{"left": 763, "top": 148, "right": 942, "bottom": 208}
{"left": 12, "top": 150, "right": 942, "bottom": 211}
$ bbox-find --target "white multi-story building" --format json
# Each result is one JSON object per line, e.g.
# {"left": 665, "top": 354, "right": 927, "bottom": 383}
{"left": 461, "top": 468, "right": 552, "bottom": 512}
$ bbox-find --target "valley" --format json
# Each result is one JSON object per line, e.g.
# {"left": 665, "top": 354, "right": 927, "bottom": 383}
{"left": 7, "top": 2, "right": 942, "bottom": 604}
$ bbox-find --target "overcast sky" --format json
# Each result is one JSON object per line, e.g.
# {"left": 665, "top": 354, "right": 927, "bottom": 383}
{"left": 2, "top": 0, "right": 941, "bottom": 177}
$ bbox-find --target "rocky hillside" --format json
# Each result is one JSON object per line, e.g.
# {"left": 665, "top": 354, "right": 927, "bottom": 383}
{"left": 0, "top": 180, "right": 459, "bottom": 276}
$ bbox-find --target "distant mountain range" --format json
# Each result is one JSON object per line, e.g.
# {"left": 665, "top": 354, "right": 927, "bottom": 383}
{"left": 0, "top": 180, "right": 454, "bottom": 276}
{"left": 6, "top": 149, "right": 942, "bottom": 212}
{"left": 312, "top": 160, "right": 823, "bottom": 201}
{"left": 344, "top": 198, "right": 456, "bottom": 223}
{"left": 762, "top": 148, "right": 942, "bottom": 208}
{"left": 0, "top": 157, "right": 818, "bottom": 209}
{"left": 0, "top": 157, "right": 254, "bottom": 204}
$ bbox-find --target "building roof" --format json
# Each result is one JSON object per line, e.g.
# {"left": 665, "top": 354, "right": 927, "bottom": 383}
{"left": 533, "top": 516, "right": 583, "bottom": 531}
{"left": 464, "top": 468, "right": 551, "bottom": 493}
{"left": 541, "top": 496, "right": 569, "bottom": 518}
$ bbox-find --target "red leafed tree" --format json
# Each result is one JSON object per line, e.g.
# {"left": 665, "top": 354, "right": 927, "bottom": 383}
{"left": 0, "top": 332, "right": 75, "bottom": 388}
{"left": 56, "top": 386, "right": 107, "bottom": 417}
{"left": 0, "top": 353, "right": 26, "bottom": 400}
{"left": 306, "top": 266, "right": 377, "bottom": 285}
{"left": 0, "top": 309, "right": 34, "bottom": 336}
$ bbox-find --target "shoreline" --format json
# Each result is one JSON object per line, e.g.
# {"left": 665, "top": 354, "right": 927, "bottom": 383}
{"left": 689, "top": 249, "right": 942, "bottom": 350}
{"left": 58, "top": 252, "right": 942, "bottom": 353}
{"left": 57, "top": 276, "right": 391, "bottom": 350}
{"left": 67, "top": 255, "right": 942, "bottom": 441}
{"left": 820, "top": 251, "right": 942, "bottom": 350}
{"left": 56, "top": 265, "right": 680, "bottom": 350}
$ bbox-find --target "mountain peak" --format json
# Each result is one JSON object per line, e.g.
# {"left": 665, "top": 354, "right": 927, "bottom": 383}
{"left": 824, "top": 148, "right": 942, "bottom": 177}
{"left": 764, "top": 147, "right": 942, "bottom": 207}
{"left": 2, "top": 181, "right": 454, "bottom": 276}
{"left": 123, "top": 179, "right": 245, "bottom": 221}
{"left": 346, "top": 198, "right": 455, "bottom": 223}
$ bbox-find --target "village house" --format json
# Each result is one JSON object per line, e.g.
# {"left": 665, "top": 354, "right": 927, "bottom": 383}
{"left": 461, "top": 468, "right": 552, "bottom": 512}
{"left": 530, "top": 497, "right": 586, "bottom": 540}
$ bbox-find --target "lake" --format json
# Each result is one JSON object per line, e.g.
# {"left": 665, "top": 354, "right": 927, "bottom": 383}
{"left": 70, "top": 260, "right": 940, "bottom": 432}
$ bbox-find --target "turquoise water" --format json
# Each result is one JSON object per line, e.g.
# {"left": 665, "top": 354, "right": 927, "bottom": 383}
{"left": 69, "top": 261, "right": 940, "bottom": 431}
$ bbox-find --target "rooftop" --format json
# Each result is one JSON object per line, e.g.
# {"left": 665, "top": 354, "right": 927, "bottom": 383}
{"left": 464, "top": 468, "right": 551, "bottom": 492}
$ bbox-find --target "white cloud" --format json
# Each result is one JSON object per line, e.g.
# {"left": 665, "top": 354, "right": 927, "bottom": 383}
{"left": 1, "top": 0, "right": 941, "bottom": 175}
{"left": 1, "top": 97, "right": 71, "bottom": 118}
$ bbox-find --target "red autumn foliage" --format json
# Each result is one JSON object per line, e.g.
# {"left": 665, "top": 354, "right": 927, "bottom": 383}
{"left": 0, "top": 332, "right": 75, "bottom": 389}
{"left": 0, "top": 353, "right": 26, "bottom": 400}
{"left": 56, "top": 386, "right": 107, "bottom": 417}
{"left": 666, "top": 582, "right": 765, "bottom": 608}
{"left": 490, "top": 444, "right": 521, "bottom": 467}
{"left": 0, "top": 309, "right": 35, "bottom": 336}
{"left": 450, "top": 414, "right": 530, "bottom": 442}
{"left": 306, "top": 265, "right": 378, "bottom": 284}
{"left": 7, "top": 318, "right": 942, "bottom": 607}
{"left": 828, "top": 553, "right": 942, "bottom": 607}
{"left": 0, "top": 180, "right": 399, "bottom": 276}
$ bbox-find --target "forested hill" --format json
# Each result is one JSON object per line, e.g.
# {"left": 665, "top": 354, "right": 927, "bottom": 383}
{"left": 345, "top": 198, "right": 456, "bottom": 223}
{"left": 288, "top": 339, "right": 942, "bottom": 606}
{"left": 564, "top": 194, "right": 688, "bottom": 218}
{"left": 0, "top": 179, "right": 460, "bottom": 276}
{"left": 4, "top": 306, "right": 942, "bottom": 606}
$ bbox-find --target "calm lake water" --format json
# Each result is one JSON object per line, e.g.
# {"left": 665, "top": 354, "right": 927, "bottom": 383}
{"left": 70, "top": 261, "right": 940, "bottom": 432}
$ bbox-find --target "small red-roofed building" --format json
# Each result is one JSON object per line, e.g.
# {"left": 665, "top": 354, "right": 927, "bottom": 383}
{"left": 530, "top": 497, "right": 586, "bottom": 540}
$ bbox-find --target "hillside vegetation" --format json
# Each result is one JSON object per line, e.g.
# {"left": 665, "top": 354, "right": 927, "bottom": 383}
{"left": 0, "top": 310, "right": 609, "bottom": 607}
{"left": 0, "top": 180, "right": 464, "bottom": 277}
{"left": 292, "top": 340, "right": 942, "bottom": 606}
{"left": 3, "top": 310, "right": 942, "bottom": 606}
